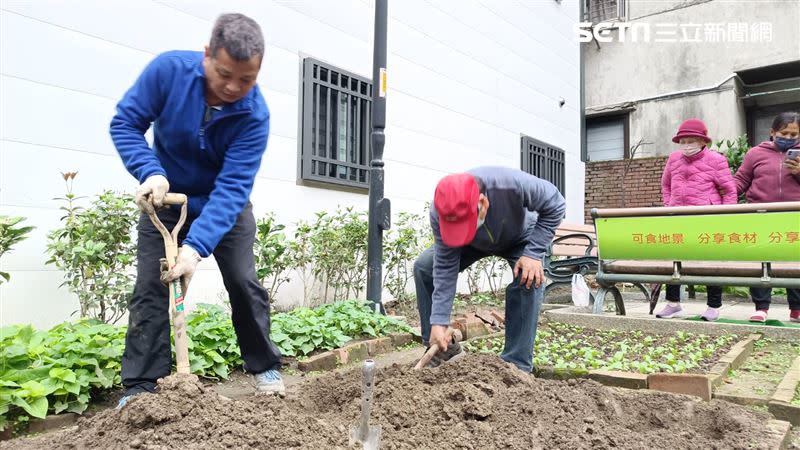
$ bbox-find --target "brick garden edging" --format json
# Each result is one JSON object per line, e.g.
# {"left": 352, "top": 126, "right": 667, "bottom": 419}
{"left": 765, "top": 419, "right": 794, "bottom": 450}
{"left": 297, "top": 332, "right": 416, "bottom": 372}
{"left": 466, "top": 329, "right": 759, "bottom": 400}
{"left": 706, "top": 334, "right": 760, "bottom": 387}
{"left": 768, "top": 355, "right": 800, "bottom": 426}
{"left": 648, "top": 333, "right": 759, "bottom": 401}
{"left": 544, "top": 306, "right": 800, "bottom": 341}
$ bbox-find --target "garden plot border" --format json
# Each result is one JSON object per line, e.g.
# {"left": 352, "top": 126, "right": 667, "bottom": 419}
{"left": 764, "top": 419, "right": 794, "bottom": 450}
{"left": 768, "top": 355, "right": 800, "bottom": 426}
{"left": 295, "top": 332, "right": 416, "bottom": 372}
{"left": 518, "top": 331, "right": 760, "bottom": 400}
{"left": 543, "top": 306, "right": 800, "bottom": 340}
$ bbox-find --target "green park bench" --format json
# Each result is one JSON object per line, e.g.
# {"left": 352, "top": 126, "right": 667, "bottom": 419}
{"left": 543, "top": 222, "right": 598, "bottom": 302}
{"left": 590, "top": 202, "right": 800, "bottom": 315}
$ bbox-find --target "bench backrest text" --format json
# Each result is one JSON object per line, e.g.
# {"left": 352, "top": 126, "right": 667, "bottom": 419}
{"left": 594, "top": 211, "right": 800, "bottom": 262}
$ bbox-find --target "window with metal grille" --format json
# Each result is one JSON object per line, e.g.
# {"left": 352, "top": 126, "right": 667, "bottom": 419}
{"left": 587, "top": 0, "right": 625, "bottom": 22}
{"left": 520, "top": 135, "right": 565, "bottom": 195}
{"left": 300, "top": 58, "right": 372, "bottom": 189}
{"left": 587, "top": 113, "right": 630, "bottom": 161}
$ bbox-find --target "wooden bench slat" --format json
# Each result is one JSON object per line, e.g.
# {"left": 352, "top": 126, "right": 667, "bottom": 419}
{"left": 544, "top": 223, "right": 600, "bottom": 289}
{"left": 557, "top": 223, "right": 595, "bottom": 233}
{"left": 551, "top": 245, "right": 598, "bottom": 257}
{"left": 602, "top": 260, "right": 800, "bottom": 278}
{"left": 553, "top": 237, "right": 596, "bottom": 246}
{"left": 555, "top": 229, "right": 596, "bottom": 238}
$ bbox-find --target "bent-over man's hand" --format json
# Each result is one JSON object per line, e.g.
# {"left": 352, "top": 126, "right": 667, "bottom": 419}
{"left": 514, "top": 256, "right": 544, "bottom": 289}
{"left": 429, "top": 325, "right": 451, "bottom": 352}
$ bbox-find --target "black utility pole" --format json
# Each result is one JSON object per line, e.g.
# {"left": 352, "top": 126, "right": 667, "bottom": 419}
{"left": 366, "top": 0, "right": 390, "bottom": 314}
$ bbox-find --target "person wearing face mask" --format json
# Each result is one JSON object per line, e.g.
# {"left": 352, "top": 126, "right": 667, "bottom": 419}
{"left": 735, "top": 112, "right": 800, "bottom": 323}
{"left": 657, "top": 118, "right": 737, "bottom": 322}
{"left": 412, "top": 167, "right": 566, "bottom": 372}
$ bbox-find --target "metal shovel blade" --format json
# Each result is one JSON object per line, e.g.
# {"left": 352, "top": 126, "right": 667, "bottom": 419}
{"left": 349, "top": 360, "right": 381, "bottom": 449}
{"left": 349, "top": 425, "right": 381, "bottom": 450}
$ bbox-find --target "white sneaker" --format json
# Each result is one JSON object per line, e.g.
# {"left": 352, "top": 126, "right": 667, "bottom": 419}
{"left": 254, "top": 369, "right": 285, "bottom": 396}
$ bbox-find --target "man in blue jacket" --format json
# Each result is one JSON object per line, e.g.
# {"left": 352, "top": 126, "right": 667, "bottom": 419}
{"left": 414, "top": 167, "right": 566, "bottom": 372}
{"left": 110, "top": 13, "right": 283, "bottom": 405}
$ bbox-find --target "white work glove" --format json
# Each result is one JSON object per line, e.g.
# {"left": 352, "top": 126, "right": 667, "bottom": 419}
{"left": 135, "top": 175, "right": 169, "bottom": 214}
{"left": 163, "top": 245, "right": 202, "bottom": 287}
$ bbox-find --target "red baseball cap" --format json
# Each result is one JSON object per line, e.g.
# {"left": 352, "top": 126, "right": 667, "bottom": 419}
{"left": 434, "top": 173, "right": 480, "bottom": 247}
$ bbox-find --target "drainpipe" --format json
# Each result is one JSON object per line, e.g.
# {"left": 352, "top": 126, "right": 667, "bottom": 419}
{"left": 579, "top": 0, "right": 587, "bottom": 162}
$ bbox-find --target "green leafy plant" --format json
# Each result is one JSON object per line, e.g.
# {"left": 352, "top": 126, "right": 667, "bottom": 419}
{"left": 712, "top": 135, "right": 750, "bottom": 175}
{"left": 0, "top": 320, "right": 125, "bottom": 431}
{"left": 0, "top": 301, "right": 414, "bottom": 430}
{"left": 453, "top": 291, "right": 503, "bottom": 311}
{"left": 185, "top": 305, "right": 242, "bottom": 379}
{"left": 288, "top": 219, "right": 320, "bottom": 307}
{"left": 290, "top": 205, "right": 434, "bottom": 306}
{"left": 46, "top": 173, "right": 139, "bottom": 323}
{"left": 465, "top": 322, "right": 739, "bottom": 375}
{"left": 465, "top": 256, "right": 508, "bottom": 297}
{"left": 0, "top": 216, "right": 34, "bottom": 284}
{"left": 307, "top": 208, "right": 369, "bottom": 302}
{"left": 383, "top": 212, "right": 430, "bottom": 301}
{"left": 270, "top": 300, "right": 414, "bottom": 357}
{"left": 253, "top": 213, "right": 293, "bottom": 302}
{"left": 711, "top": 135, "right": 749, "bottom": 204}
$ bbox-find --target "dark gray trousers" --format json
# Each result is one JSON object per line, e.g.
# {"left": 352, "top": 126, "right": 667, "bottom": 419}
{"left": 121, "top": 204, "right": 281, "bottom": 395}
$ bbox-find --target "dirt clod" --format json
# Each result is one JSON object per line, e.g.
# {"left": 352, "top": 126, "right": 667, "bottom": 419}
{"left": 2, "top": 354, "right": 779, "bottom": 450}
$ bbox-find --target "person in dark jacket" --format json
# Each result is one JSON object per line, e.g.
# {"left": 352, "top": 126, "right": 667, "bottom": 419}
{"left": 413, "top": 166, "right": 566, "bottom": 372}
{"left": 110, "top": 13, "right": 283, "bottom": 407}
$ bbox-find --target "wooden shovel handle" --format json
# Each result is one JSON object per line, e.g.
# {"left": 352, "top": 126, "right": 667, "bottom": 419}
{"left": 162, "top": 193, "right": 187, "bottom": 205}
{"left": 144, "top": 192, "right": 190, "bottom": 374}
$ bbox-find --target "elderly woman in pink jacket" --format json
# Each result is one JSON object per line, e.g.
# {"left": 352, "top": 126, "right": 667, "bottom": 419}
{"left": 656, "top": 118, "right": 737, "bottom": 322}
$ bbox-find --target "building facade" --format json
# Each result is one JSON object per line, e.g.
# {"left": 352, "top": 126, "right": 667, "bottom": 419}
{"left": 0, "top": 0, "right": 584, "bottom": 327}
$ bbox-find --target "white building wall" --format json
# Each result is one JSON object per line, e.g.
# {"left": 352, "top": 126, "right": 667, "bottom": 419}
{"left": 0, "top": 0, "right": 582, "bottom": 327}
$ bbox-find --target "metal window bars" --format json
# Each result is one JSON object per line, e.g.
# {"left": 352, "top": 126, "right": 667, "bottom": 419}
{"left": 301, "top": 58, "right": 373, "bottom": 189}
{"left": 521, "top": 135, "right": 566, "bottom": 195}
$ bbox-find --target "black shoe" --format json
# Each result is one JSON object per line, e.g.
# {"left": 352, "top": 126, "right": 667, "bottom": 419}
{"left": 425, "top": 341, "right": 466, "bottom": 368}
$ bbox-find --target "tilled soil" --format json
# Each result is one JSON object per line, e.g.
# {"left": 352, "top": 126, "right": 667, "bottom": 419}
{"left": 3, "top": 354, "right": 775, "bottom": 450}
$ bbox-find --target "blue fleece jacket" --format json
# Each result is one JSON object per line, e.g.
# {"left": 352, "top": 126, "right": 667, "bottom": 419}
{"left": 430, "top": 166, "right": 566, "bottom": 325}
{"left": 110, "top": 50, "right": 270, "bottom": 257}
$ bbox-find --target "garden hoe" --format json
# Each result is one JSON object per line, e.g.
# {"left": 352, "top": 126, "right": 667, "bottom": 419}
{"left": 147, "top": 193, "right": 191, "bottom": 375}
{"left": 349, "top": 359, "right": 381, "bottom": 450}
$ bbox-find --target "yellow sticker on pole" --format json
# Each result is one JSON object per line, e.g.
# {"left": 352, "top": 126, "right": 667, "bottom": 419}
{"left": 379, "top": 67, "right": 387, "bottom": 98}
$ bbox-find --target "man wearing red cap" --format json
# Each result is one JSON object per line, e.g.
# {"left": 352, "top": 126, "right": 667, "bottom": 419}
{"left": 413, "top": 166, "right": 566, "bottom": 372}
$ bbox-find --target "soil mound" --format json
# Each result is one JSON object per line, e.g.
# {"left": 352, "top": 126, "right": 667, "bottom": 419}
{"left": 4, "top": 354, "right": 773, "bottom": 449}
